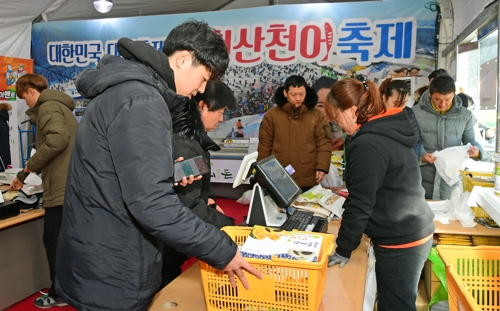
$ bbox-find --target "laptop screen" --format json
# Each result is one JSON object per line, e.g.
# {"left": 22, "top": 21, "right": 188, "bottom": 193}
{"left": 254, "top": 155, "right": 302, "bottom": 209}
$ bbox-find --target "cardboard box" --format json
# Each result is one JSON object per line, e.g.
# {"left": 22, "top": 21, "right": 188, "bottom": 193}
{"left": 374, "top": 279, "right": 428, "bottom": 311}
{"left": 416, "top": 279, "right": 429, "bottom": 311}
{"left": 423, "top": 259, "right": 442, "bottom": 301}
{"left": 430, "top": 281, "right": 441, "bottom": 298}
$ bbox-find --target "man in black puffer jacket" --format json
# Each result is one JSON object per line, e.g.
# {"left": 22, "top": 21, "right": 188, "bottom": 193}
{"left": 55, "top": 20, "right": 261, "bottom": 311}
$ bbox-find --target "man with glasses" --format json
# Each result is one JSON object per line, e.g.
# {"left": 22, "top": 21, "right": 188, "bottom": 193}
{"left": 412, "top": 74, "right": 483, "bottom": 200}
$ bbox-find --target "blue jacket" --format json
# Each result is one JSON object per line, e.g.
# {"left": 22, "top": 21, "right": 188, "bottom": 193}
{"left": 55, "top": 38, "right": 237, "bottom": 311}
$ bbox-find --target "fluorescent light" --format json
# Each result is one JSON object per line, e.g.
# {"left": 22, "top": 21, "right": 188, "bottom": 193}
{"left": 93, "top": 0, "right": 113, "bottom": 14}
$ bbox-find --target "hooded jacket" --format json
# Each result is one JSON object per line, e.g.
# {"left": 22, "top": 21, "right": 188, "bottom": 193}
{"left": 55, "top": 38, "right": 237, "bottom": 311}
{"left": 257, "top": 86, "right": 331, "bottom": 189}
{"left": 335, "top": 109, "right": 435, "bottom": 259}
{"left": 0, "top": 103, "right": 11, "bottom": 169}
{"left": 16, "top": 90, "right": 78, "bottom": 208}
{"left": 171, "top": 100, "right": 234, "bottom": 228}
{"left": 412, "top": 90, "right": 483, "bottom": 200}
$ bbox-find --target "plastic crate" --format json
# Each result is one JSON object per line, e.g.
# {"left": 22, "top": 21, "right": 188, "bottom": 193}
{"left": 199, "top": 226, "right": 335, "bottom": 311}
{"left": 461, "top": 171, "right": 494, "bottom": 193}
{"left": 461, "top": 171, "right": 494, "bottom": 220}
{"left": 437, "top": 245, "right": 500, "bottom": 311}
{"left": 471, "top": 206, "right": 490, "bottom": 219}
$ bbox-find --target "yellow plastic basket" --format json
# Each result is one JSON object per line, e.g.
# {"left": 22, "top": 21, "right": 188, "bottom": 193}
{"left": 461, "top": 171, "right": 494, "bottom": 193}
{"left": 461, "top": 171, "right": 494, "bottom": 220}
{"left": 437, "top": 245, "right": 500, "bottom": 311}
{"left": 199, "top": 226, "right": 335, "bottom": 311}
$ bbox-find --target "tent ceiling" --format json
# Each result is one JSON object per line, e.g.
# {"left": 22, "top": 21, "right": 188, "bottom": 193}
{"left": 1, "top": 0, "right": 382, "bottom": 25}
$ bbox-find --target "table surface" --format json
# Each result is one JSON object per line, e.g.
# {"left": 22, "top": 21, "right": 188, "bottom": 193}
{"left": 149, "top": 220, "right": 371, "bottom": 311}
{"left": 434, "top": 219, "right": 500, "bottom": 236}
{"left": 0, "top": 184, "right": 45, "bottom": 230}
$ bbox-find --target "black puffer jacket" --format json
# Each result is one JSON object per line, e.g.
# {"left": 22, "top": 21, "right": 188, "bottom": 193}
{"left": 172, "top": 100, "right": 234, "bottom": 228}
{"left": 55, "top": 38, "right": 237, "bottom": 311}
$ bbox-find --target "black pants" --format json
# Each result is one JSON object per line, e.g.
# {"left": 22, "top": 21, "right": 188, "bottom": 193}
{"left": 43, "top": 205, "right": 63, "bottom": 299}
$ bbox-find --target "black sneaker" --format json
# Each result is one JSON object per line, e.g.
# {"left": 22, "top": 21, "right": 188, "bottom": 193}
{"left": 33, "top": 294, "right": 68, "bottom": 309}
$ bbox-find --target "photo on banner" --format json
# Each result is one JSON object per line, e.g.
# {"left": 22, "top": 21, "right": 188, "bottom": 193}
{"left": 0, "top": 56, "right": 33, "bottom": 168}
{"left": 31, "top": 1, "right": 437, "bottom": 140}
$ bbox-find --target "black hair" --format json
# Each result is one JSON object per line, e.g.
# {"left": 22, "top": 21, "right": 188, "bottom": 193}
{"left": 194, "top": 80, "right": 236, "bottom": 111}
{"left": 428, "top": 68, "right": 449, "bottom": 81}
{"left": 457, "top": 93, "right": 474, "bottom": 109}
{"left": 162, "top": 19, "right": 229, "bottom": 80}
{"left": 283, "top": 75, "right": 308, "bottom": 91}
{"left": 311, "top": 76, "right": 337, "bottom": 92}
{"left": 429, "top": 75, "right": 455, "bottom": 95}
{"left": 379, "top": 79, "right": 410, "bottom": 108}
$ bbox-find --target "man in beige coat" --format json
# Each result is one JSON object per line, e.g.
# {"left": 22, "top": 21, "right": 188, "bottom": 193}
{"left": 10, "top": 73, "right": 78, "bottom": 308}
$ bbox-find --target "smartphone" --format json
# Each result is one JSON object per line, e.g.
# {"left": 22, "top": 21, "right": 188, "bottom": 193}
{"left": 174, "top": 155, "right": 210, "bottom": 183}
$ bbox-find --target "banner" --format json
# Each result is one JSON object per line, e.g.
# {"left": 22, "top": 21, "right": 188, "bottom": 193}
{"left": 32, "top": 1, "right": 437, "bottom": 139}
{"left": 0, "top": 56, "right": 33, "bottom": 168}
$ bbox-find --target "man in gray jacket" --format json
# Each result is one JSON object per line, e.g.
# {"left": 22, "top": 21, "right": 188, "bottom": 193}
{"left": 413, "top": 74, "right": 483, "bottom": 200}
{"left": 55, "top": 20, "right": 261, "bottom": 311}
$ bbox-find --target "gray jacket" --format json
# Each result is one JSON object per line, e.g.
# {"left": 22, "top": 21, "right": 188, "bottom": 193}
{"left": 412, "top": 90, "right": 483, "bottom": 200}
{"left": 55, "top": 39, "right": 237, "bottom": 311}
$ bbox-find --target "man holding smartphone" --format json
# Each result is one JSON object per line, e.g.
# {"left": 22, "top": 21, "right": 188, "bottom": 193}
{"left": 162, "top": 80, "right": 237, "bottom": 287}
{"left": 55, "top": 20, "right": 261, "bottom": 311}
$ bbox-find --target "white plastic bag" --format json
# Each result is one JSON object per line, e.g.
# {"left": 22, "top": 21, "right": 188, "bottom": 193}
{"left": 433, "top": 144, "right": 471, "bottom": 186}
{"left": 236, "top": 189, "right": 252, "bottom": 205}
{"left": 447, "top": 187, "right": 476, "bottom": 227}
{"left": 22, "top": 172, "right": 43, "bottom": 195}
{"left": 321, "top": 163, "right": 343, "bottom": 188}
{"left": 24, "top": 172, "right": 42, "bottom": 186}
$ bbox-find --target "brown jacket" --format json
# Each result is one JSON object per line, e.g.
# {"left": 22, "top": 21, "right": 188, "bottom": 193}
{"left": 17, "top": 89, "right": 78, "bottom": 208}
{"left": 257, "top": 85, "right": 331, "bottom": 189}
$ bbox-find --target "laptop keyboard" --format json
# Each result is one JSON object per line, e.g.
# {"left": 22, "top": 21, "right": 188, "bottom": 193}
{"left": 280, "top": 210, "right": 315, "bottom": 231}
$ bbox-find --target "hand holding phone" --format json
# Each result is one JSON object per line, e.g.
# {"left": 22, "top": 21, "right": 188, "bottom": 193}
{"left": 174, "top": 155, "right": 210, "bottom": 183}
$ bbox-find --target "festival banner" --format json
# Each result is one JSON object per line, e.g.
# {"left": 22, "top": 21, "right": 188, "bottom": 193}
{"left": 0, "top": 56, "right": 33, "bottom": 168}
{"left": 32, "top": 1, "right": 437, "bottom": 140}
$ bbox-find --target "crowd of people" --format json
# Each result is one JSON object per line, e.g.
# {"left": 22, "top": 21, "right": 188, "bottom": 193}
{"left": 2, "top": 16, "right": 492, "bottom": 311}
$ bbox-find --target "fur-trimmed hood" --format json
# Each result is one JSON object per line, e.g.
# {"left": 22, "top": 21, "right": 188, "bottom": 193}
{"left": 273, "top": 85, "right": 318, "bottom": 110}
{"left": 172, "top": 100, "right": 220, "bottom": 151}
{"left": 0, "top": 103, "right": 11, "bottom": 111}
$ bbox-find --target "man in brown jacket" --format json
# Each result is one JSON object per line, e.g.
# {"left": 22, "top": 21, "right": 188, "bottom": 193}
{"left": 10, "top": 73, "right": 78, "bottom": 308}
{"left": 257, "top": 75, "right": 331, "bottom": 191}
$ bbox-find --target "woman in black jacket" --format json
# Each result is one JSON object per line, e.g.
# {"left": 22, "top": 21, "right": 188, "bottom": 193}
{"left": 161, "top": 81, "right": 237, "bottom": 287}
{"left": 325, "top": 79, "right": 434, "bottom": 311}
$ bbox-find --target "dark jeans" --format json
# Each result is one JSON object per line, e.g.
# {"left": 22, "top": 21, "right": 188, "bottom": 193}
{"left": 374, "top": 238, "right": 432, "bottom": 311}
{"left": 43, "top": 205, "right": 63, "bottom": 299}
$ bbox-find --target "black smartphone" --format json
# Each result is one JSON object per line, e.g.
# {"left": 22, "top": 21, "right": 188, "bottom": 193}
{"left": 174, "top": 155, "right": 210, "bottom": 183}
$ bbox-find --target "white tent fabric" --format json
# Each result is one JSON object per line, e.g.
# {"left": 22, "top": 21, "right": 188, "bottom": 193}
{"left": 0, "top": 0, "right": 492, "bottom": 59}
{"left": 452, "top": 0, "right": 494, "bottom": 37}
{"left": 0, "top": 23, "right": 31, "bottom": 59}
